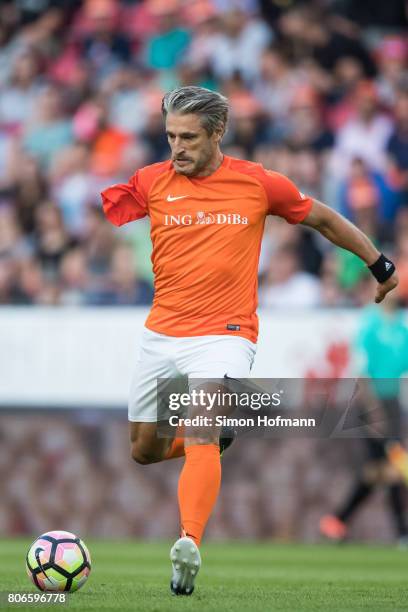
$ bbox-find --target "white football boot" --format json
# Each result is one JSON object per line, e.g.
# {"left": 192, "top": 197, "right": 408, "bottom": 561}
{"left": 170, "top": 536, "right": 201, "bottom": 595}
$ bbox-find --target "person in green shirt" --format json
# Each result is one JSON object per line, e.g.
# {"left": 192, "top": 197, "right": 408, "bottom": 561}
{"left": 320, "top": 293, "right": 408, "bottom": 544}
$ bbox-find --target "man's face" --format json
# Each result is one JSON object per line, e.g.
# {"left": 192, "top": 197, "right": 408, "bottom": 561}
{"left": 166, "top": 112, "right": 220, "bottom": 176}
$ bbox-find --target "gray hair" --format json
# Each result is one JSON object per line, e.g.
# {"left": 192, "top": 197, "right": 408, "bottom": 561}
{"left": 162, "top": 86, "right": 229, "bottom": 136}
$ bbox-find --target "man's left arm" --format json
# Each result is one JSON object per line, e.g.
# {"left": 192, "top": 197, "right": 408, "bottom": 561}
{"left": 301, "top": 199, "right": 398, "bottom": 303}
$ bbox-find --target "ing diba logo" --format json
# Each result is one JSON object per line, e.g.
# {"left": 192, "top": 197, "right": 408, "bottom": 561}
{"left": 164, "top": 212, "right": 249, "bottom": 226}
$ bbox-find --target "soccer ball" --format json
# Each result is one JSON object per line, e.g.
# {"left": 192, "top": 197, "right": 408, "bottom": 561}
{"left": 26, "top": 530, "right": 91, "bottom": 592}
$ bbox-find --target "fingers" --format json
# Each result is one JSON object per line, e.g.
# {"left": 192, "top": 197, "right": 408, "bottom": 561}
{"left": 374, "top": 274, "right": 399, "bottom": 303}
{"left": 375, "top": 287, "right": 385, "bottom": 303}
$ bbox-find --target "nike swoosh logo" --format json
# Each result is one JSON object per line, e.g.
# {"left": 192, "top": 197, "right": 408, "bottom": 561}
{"left": 35, "top": 547, "right": 49, "bottom": 577}
{"left": 167, "top": 195, "right": 189, "bottom": 202}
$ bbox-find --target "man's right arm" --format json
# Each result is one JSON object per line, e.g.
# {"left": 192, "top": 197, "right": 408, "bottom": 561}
{"left": 101, "top": 171, "right": 148, "bottom": 227}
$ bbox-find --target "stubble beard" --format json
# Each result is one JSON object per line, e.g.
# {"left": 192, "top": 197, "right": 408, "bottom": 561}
{"left": 173, "top": 147, "right": 213, "bottom": 177}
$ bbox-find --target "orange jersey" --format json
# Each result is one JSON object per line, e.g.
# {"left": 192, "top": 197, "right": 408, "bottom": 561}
{"left": 101, "top": 156, "right": 312, "bottom": 342}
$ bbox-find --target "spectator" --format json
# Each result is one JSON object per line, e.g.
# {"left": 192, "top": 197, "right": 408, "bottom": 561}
{"left": 0, "top": 257, "right": 17, "bottom": 304}
{"left": 14, "top": 257, "right": 45, "bottom": 305}
{"left": 209, "top": 9, "right": 272, "bottom": 83}
{"left": 226, "top": 82, "right": 269, "bottom": 157}
{"left": 23, "top": 84, "right": 73, "bottom": 169}
{"left": 0, "top": 0, "right": 405, "bottom": 308}
{"left": 279, "top": 6, "right": 376, "bottom": 78}
{"left": 333, "top": 0, "right": 408, "bottom": 30}
{"left": 395, "top": 217, "right": 408, "bottom": 305}
{"left": 104, "top": 66, "right": 149, "bottom": 135}
{"left": 339, "top": 157, "right": 401, "bottom": 238}
{"left": 79, "top": 0, "right": 131, "bottom": 79}
{"left": 375, "top": 37, "right": 408, "bottom": 107}
{"left": 50, "top": 143, "right": 95, "bottom": 237}
{"left": 0, "top": 207, "right": 29, "bottom": 259}
{"left": 291, "top": 148, "right": 324, "bottom": 201}
{"left": 259, "top": 244, "right": 321, "bottom": 308}
{"left": 254, "top": 45, "right": 304, "bottom": 131}
{"left": 6, "top": 153, "right": 48, "bottom": 235}
{"left": 285, "top": 86, "right": 334, "bottom": 152}
{"left": 59, "top": 246, "right": 89, "bottom": 306}
{"left": 387, "top": 88, "right": 408, "bottom": 203}
{"left": 330, "top": 80, "right": 394, "bottom": 177}
{"left": 319, "top": 253, "right": 347, "bottom": 307}
{"left": 0, "top": 49, "right": 43, "bottom": 132}
{"left": 145, "top": 3, "right": 191, "bottom": 71}
{"left": 82, "top": 205, "right": 117, "bottom": 277}
{"left": 32, "top": 201, "right": 74, "bottom": 279}
{"left": 87, "top": 243, "right": 154, "bottom": 306}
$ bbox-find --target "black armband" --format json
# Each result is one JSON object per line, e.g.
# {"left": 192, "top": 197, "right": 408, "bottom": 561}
{"left": 368, "top": 254, "right": 395, "bottom": 283}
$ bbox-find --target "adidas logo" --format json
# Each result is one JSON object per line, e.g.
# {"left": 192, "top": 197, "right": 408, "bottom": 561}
{"left": 385, "top": 262, "right": 392, "bottom": 271}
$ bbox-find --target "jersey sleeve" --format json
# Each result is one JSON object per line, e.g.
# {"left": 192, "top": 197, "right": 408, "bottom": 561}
{"left": 263, "top": 170, "right": 313, "bottom": 224}
{"left": 101, "top": 171, "right": 148, "bottom": 227}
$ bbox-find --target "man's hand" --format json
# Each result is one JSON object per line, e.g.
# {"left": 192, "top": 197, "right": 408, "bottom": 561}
{"left": 374, "top": 272, "right": 399, "bottom": 304}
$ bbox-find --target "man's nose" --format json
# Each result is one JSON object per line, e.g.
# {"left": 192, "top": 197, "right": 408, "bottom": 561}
{"left": 175, "top": 135, "right": 188, "bottom": 148}
{"left": 173, "top": 145, "right": 185, "bottom": 157}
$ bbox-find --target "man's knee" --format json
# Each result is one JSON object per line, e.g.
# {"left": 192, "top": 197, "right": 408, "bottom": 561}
{"left": 130, "top": 439, "right": 164, "bottom": 465}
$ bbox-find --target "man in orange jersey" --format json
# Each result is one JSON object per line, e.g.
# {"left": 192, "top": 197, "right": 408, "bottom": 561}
{"left": 101, "top": 86, "right": 398, "bottom": 595}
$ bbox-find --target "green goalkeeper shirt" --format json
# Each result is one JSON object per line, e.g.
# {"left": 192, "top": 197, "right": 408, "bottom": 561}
{"left": 355, "top": 306, "right": 408, "bottom": 398}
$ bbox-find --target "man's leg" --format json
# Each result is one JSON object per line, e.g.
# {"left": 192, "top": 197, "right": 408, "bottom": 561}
{"left": 130, "top": 421, "right": 186, "bottom": 464}
{"left": 388, "top": 483, "right": 408, "bottom": 539}
{"left": 130, "top": 422, "right": 174, "bottom": 464}
{"left": 177, "top": 393, "right": 222, "bottom": 546}
{"left": 320, "top": 435, "right": 390, "bottom": 540}
{"left": 170, "top": 385, "right": 222, "bottom": 595}
{"left": 128, "top": 328, "right": 186, "bottom": 463}
{"left": 170, "top": 335, "right": 256, "bottom": 595}
{"left": 174, "top": 335, "right": 255, "bottom": 548}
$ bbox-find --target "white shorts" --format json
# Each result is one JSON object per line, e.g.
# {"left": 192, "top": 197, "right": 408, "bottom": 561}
{"left": 128, "top": 327, "right": 257, "bottom": 422}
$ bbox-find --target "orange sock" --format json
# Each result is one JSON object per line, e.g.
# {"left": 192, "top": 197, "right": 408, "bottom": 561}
{"left": 165, "top": 437, "right": 185, "bottom": 460}
{"left": 177, "top": 444, "right": 221, "bottom": 546}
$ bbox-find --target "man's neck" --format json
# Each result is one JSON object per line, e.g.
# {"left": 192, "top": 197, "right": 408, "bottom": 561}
{"left": 195, "top": 150, "right": 224, "bottom": 178}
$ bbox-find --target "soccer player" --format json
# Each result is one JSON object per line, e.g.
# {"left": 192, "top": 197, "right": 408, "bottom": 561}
{"left": 101, "top": 86, "right": 398, "bottom": 595}
{"left": 320, "top": 290, "right": 408, "bottom": 544}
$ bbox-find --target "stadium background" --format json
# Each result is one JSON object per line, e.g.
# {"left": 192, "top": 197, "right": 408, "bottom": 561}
{"left": 0, "top": 0, "right": 407, "bottom": 545}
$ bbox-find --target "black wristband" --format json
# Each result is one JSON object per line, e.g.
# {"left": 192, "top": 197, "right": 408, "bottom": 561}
{"left": 368, "top": 254, "right": 395, "bottom": 283}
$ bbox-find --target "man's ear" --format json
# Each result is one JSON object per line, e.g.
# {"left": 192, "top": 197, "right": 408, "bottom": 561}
{"left": 213, "top": 126, "right": 225, "bottom": 144}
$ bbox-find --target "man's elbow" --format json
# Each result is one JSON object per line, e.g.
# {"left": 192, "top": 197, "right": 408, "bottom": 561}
{"left": 301, "top": 199, "right": 329, "bottom": 231}
{"left": 101, "top": 196, "right": 122, "bottom": 226}
{"left": 301, "top": 212, "right": 327, "bottom": 232}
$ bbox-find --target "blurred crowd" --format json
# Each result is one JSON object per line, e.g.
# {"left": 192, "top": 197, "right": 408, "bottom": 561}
{"left": 0, "top": 411, "right": 400, "bottom": 542}
{"left": 0, "top": 0, "right": 407, "bottom": 307}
